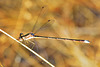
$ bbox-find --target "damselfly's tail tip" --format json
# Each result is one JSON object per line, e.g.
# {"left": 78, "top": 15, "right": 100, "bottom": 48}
{"left": 84, "top": 40, "right": 90, "bottom": 43}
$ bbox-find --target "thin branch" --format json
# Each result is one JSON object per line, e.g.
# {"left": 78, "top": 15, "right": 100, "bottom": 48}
{"left": 0, "top": 29, "right": 55, "bottom": 67}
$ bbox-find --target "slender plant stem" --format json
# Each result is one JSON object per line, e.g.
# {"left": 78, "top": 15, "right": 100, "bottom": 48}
{"left": 0, "top": 29, "right": 55, "bottom": 67}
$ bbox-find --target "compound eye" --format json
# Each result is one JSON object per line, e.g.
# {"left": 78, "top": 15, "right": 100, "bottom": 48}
{"left": 20, "top": 33, "right": 23, "bottom": 37}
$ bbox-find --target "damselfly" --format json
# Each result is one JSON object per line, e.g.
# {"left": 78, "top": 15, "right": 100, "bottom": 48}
{"left": 15, "top": 6, "right": 90, "bottom": 66}
{"left": 18, "top": 6, "right": 90, "bottom": 43}
{"left": 1, "top": 2, "right": 90, "bottom": 67}
{"left": 18, "top": 32, "right": 90, "bottom": 43}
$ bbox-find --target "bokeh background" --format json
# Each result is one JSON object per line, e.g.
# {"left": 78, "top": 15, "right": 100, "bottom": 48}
{"left": 0, "top": 0, "right": 100, "bottom": 67}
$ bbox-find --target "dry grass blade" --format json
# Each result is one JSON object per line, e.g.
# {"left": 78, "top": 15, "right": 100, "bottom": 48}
{"left": 0, "top": 29, "right": 55, "bottom": 67}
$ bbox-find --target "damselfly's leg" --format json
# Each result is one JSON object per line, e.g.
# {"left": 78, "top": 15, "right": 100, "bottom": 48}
{"left": 27, "top": 40, "right": 36, "bottom": 50}
{"left": 33, "top": 39, "right": 49, "bottom": 61}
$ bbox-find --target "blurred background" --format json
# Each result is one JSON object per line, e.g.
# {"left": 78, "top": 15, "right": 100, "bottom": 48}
{"left": 0, "top": 0, "right": 100, "bottom": 67}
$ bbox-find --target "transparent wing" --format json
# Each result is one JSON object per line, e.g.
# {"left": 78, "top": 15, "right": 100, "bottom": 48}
{"left": 32, "top": 7, "right": 45, "bottom": 33}
{"left": 34, "top": 19, "right": 55, "bottom": 34}
{"left": 25, "top": 3, "right": 55, "bottom": 34}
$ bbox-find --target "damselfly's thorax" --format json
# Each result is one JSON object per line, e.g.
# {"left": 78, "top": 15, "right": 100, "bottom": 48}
{"left": 19, "top": 33, "right": 35, "bottom": 41}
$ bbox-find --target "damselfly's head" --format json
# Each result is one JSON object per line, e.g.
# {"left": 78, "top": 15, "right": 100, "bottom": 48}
{"left": 18, "top": 33, "right": 23, "bottom": 40}
{"left": 20, "top": 33, "right": 23, "bottom": 37}
{"left": 18, "top": 33, "right": 24, "bottom": 41}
